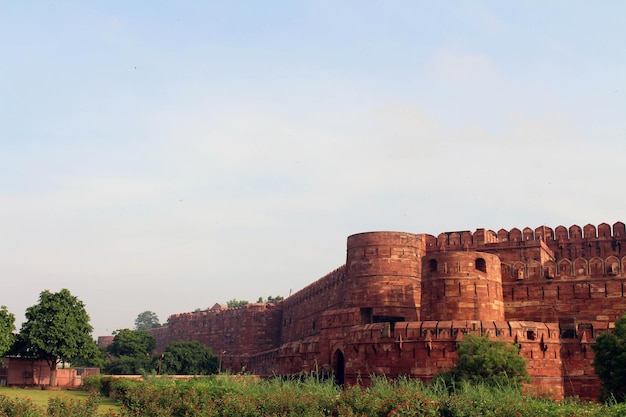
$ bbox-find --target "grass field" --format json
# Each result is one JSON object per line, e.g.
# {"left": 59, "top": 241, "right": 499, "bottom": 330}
{"left": 0, "top": 387, "right": 120, "bottom": 414}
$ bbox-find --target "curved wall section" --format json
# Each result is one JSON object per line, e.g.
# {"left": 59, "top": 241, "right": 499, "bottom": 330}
{"left": 345, "top": 232, "right": 424, "bottom": 321}
{"left": 421, "top": 251, "right": 504, "bottom": 321}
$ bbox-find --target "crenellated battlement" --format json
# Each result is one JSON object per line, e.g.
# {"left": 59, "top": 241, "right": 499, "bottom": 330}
{"left": 281, "top": 266, "right": 346, "bottom": 310}
{"left": 427, "top": 222, "right": 626, "bottom": 250}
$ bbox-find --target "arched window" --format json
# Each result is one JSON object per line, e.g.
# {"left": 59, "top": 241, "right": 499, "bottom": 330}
{"left": 428, "top": 259, "right": 438, "bottom": 273}
{"left": 475, "top": 258, "right": 487, "bottom": 273}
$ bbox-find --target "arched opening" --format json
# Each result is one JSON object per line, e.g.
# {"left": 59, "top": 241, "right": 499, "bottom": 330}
{"left": 333, "top": 349, "right": 345, "bottom": 387}
{"left": 428, "top": 259, "right": 438, "bottom": 273}
{"left": 475, "top": 258, "right": 487, "bottom": 273}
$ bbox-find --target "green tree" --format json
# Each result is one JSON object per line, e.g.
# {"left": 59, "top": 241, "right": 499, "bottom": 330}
{"left": 592, "top": 313, "right": 626, "bottom": 400}
{"left": 16, "top": 289, "right": 95, "bottom": 386}
{"left": 105, "top": 355, "right": 153, "bottom": 375}
{"left": 107, "top": 329, "right": 156, "bottom": 358}
{"left": 105, "top": 329, "right": 157, "bottom": 375}
{"left": 160, "top": 341, "right": 218, "bottom": 375}
{"left": 226, "top": 299, "right": 248, "bottom": 308}
{"left": 441, "top": 333, "right": 528, "bottom": 388}
{"left": 71, "top": 343, "right": 106, "bottom": 369}
{"left": 134, "top": 311, "right": 161, "bottom": 331}
{"left": 0, "top": 306, "right": 15, "bottom": 360}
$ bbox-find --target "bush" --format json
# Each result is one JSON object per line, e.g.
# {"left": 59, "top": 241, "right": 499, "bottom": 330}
{"left": 81, "top": 375, "right": 102, "bottom": 394}
{"left": 0, "top": 394, "right": 40, "bottom": 417}
{"left": 441, "top": 333, "right": 529, "bottom": 388}
{"left": 47, "top": 393, "right": 100, "bottom": 417}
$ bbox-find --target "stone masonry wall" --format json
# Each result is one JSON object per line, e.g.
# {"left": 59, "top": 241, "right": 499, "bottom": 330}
{"left": 151, "top": 303, "right": 282, "bottom": 371}
{"left": 280, "top": 266, "right": 347, "bottom": 344}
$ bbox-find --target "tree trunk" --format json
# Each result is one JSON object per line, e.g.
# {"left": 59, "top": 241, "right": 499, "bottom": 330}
{"left": 49, "top": 361, "right": 57, "bottom": 387}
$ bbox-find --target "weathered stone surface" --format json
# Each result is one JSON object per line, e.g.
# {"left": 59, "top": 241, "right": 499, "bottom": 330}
{"left": 148, "top": 223, "right": 626, "bottom": 401}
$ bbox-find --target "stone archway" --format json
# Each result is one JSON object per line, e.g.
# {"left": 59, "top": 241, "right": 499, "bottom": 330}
{"left": 333, "top": 349, "right": 345, "bottom": 386}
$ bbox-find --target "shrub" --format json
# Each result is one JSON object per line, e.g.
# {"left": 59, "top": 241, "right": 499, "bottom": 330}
{"left": 0, "top": 394, "right": 41, "bottom": 417}
{"left": 81, "top": 375, "right": 102, "bottom": 394}
{"left": 47, "top": 393, "right": 100, "bottom": 417}
{"left": 441, "top": 333, "right": 529, "bottom": 388}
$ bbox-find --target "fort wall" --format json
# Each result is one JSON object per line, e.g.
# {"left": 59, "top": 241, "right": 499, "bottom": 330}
{"left": 148, "top": 222, "right": 626, "bottom": 401}
{"left": 503, "top": 279, "right": 626, "bottom": 323}
{"left": 280, "top": 266, "right": 346, "bottom": 344}
{"left": 152, "top": 303, "right": 282, "bottom": 370}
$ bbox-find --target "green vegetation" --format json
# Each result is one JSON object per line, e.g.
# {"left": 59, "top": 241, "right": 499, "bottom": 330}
{"left": 161, "top": 341, "right": 218, "bottom": 375}
{"left": 593, "top": 312, "right": 626, "bottom": 401}
{"left": 12, "top": 289, "right": 98, "bottom": 387}
{"left": 226, "top": 298, "right": 249, "bottom": 308}
{"left": 439, "top": 333, "right": 529, "bottom": 388}
{"left": 0, "top": 387, "right": 119, "bottom": 416}
{"left": 0, "top": 374, "right": 624, "bottom": 416}
{"left": 104, "top": 329, "right": 156, "bottom": 375}
{"left": 0, "top": 306, "right": 15, "bottom": 360}
{"left": 134, "top": 311, "right": 161, "bottom": 331}
{"left": 257, "top": 295, "right": 284, "bottom": 303}
{"left": 227, "top": 296, "right": 284, "bottom": 307}
{"left": 103, "top": 331, "right": 219, "bottom": 375}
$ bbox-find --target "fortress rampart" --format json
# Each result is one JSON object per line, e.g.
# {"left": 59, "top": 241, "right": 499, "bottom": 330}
{"left": 150, "top": 222, "right": 626, "bottom": 401}
{"left": 280, "top": 266, "right": 346, "bottom": 344}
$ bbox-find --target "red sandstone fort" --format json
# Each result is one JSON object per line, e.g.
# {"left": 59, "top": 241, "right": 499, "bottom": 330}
{"left": 143, "top": 222, "right": 626, "bottom": 400}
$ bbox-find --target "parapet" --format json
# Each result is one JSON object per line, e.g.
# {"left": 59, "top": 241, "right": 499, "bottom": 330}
{"left": 428, "top": 222, "right": 626, "bottom": 250}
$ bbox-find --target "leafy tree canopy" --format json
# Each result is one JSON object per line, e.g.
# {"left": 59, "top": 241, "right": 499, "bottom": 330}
{"left": 107, "top": 329, "right": 156, "bottom": 358}
{"left": 15, "top": 289, "right": 96, "bottom": 386}
{"left": 71, "top": 342, "right": 106, "bottom": 369}
{"left": 226, "top": 299, "right": 249, "bottom": 308}
{"left": 0, "top": 306, "right": 15, "bottom": 358}
{"left": 161, "top": 341, "right": 218, "bottom": 375}
{"left": 105, "top": 354, "right": 154, "bottom": 375}
{"left": 134, "top": 310, "right": 161, "bottom": 331}
{"left": 592, "top": 313, "right": 626, "bottom": 400}
{"left": 441, "top": 333, "right": 529, "bottom": 388}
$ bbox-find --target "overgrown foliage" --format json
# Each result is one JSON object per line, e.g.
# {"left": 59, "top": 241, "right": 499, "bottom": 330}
{"left": 226, "top": 299, "right": 248, "bottom": 308}
{"left": 256, "top": 295, "right": 284, "bottom": 303}
{"left": 2, "top": 375, "right": 626, "bottom": 416}
{"left": 161, "top": 341, "right": 218, "bottom": 375}
{"left": 438, "top": 333, "right": 529, "bottom": 388}
{"left": 84, "top": 375, "right": 626, "bottom": 417}
{"left": 592, "top": 312, "right": 626, "bottom": 401}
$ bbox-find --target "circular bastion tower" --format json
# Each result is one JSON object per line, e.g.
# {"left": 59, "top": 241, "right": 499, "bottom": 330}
{"left": 421, "top": 251, "right": 504, "bottom": 321}
{"left": 344, "top": 232, "right": 425, "bottom": 322}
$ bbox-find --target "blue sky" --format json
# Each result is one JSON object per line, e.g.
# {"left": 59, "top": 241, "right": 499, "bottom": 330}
{"left": 1, "top": 1, "right": 625, "bottom": 338}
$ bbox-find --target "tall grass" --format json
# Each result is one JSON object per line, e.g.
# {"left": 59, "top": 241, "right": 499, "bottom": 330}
{"left": 99, "top": 374, "right": 626, "bottom": 417}
{"left": 2, "top": 375, "right": 626, "bottom": 416}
